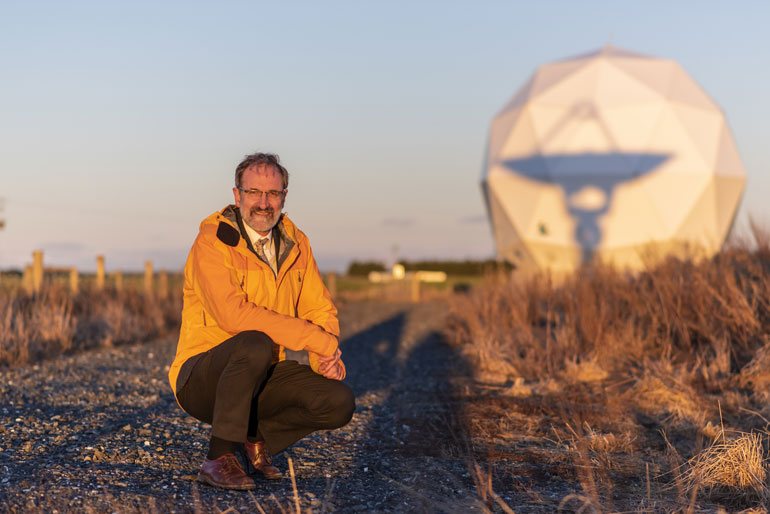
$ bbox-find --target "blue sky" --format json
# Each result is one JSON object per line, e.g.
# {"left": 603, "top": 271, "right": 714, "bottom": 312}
{"left": 1, "top": 1, "right": 767, "bottom": 272}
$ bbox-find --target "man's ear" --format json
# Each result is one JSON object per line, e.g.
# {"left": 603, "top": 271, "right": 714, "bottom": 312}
{"left": 233, "top": 187, "right": 241, "bottom": 207}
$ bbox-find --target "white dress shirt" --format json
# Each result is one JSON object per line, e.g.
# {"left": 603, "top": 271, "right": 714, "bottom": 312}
{"left": 242, "top": 222, "right": 277, "bottom": 274}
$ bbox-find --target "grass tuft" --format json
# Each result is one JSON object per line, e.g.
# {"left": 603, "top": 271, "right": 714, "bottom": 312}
{"left": 684, "top": 432, "right": 768, "bottom": 504}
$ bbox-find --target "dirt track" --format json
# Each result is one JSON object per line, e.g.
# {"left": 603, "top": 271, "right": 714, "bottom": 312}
{"left": 0, "top": 300, "right": 507, "bottom": 513}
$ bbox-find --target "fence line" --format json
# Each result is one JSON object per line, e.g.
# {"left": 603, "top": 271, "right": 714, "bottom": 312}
{"left": 13, "top": 251, "right": 178, "bottom": 296}
{"left": 7, "top": 251, "right": 454, "bottom": 302}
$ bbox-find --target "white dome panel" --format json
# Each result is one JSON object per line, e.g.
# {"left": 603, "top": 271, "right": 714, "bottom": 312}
{"left": 488, "top": 106, "right": 525, "bottom": 163}
{"left": 535, "top": 60, "right": 601, "bottom": 107}
{"left": 600, "top": 101, "right": 667, "bottom": 152}
{"left": 594, "top": 60, "right": 664, "bottom": 107}
{"left": 611, "top": 58, "right": 677, "bottom": 97}
{"left": 498, "top": 107, "right": 541, "bottom": 159}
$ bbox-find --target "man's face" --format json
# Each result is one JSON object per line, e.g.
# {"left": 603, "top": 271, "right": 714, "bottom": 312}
{"left": 233, "top": 165, "right": 286, "bottom": 236}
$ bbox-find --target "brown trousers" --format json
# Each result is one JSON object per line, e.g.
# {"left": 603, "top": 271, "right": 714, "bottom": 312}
{"left": 176, "top": 331, "right": 355, "bottom": 456}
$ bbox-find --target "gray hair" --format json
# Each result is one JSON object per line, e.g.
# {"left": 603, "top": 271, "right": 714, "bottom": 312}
{"left": 235, "top": 152, "right": 289, "bottom": 189}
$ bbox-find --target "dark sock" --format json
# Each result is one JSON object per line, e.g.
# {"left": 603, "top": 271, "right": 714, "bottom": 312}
{"left": 246, "top": 430, "right": 264, "bottom": 444}
{"left": 207, "top": 436, "right": 237, "bottom": 459}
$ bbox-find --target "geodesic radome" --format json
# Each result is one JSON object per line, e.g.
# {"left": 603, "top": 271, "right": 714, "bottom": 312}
{"left": 481, "top": 46, "right": 746, "bottom": 274}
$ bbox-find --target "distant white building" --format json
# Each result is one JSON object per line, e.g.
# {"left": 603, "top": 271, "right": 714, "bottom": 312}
{"left": 368, "top": 264, "right": 447, "bottom": 284}
{"left": 482, "top": 46, "right": 746, "bottom": 274}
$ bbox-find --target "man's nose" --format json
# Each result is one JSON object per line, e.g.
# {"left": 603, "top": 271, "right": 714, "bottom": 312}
{"left": 257, "top": 193, "right": 269, "bottom": 208}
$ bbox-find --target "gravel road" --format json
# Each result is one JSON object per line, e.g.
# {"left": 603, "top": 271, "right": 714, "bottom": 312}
{"left": 0, "top": 300, "right": 496, "bottom": 513}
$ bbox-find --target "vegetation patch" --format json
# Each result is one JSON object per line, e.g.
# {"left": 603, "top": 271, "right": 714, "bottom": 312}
{"left": 445, "top": 225, "right": 770, "bottom": 511}
{"left": 0, "top": 286, "right": 181, "bottom": 367}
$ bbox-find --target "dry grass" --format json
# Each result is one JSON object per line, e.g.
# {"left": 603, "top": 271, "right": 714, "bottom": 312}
{"left": 684, "top": 432, "right": 768, "bottom": 504}
{"left": 446, "top": 223, "right": 770, "bottom": 511}
{"left": 0, "top": 285, "right": 181, "bottom": 367}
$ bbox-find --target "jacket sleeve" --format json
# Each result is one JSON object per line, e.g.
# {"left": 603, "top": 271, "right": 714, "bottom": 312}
{"left": 297, "top": 243, "right": 339, "bottom": 336}
{"left": 296, "top": 240, "right": 341, "bottom": 371}
{"left": 190, "top": 231, "right": 338, "bottom": 357}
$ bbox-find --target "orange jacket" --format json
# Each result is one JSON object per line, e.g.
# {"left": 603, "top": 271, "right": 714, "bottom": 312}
{"left": 168, "top": 206, "right": 339, "bottom": 396}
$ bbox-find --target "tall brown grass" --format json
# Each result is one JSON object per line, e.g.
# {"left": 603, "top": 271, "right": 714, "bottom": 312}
{"left": 449, "top": 227, "right": 770, "bottom": 390}
{"left": 446, "top": 224, "right": 770, "bottom": 510}
{"left": 0, "top": 285, "right": 181, "bottom": 367}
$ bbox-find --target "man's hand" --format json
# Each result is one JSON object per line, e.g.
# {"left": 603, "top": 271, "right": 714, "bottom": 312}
{"left": 317, "top": 348, "right": 346, "bottom": 381}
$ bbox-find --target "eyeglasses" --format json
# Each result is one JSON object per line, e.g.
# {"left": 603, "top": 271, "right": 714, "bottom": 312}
{"left": 237, "top": 187, "right": 286, "bottom": 201}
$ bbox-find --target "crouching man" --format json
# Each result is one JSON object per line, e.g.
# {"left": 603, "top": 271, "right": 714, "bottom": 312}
{"left": 168, "top": 152, "right": 354, "bottom": 490}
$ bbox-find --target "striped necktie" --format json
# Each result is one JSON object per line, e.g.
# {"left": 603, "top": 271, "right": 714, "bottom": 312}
{"left": 257, "top": 238, "right": 277, "bottom": 275}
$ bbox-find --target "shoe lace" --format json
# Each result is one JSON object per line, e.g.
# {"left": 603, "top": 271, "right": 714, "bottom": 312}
{"left": 221, "top": 454, "right": 243, "bottom": 473}
{"left": 251, "top": 442, "right": 273, "bottom": 465}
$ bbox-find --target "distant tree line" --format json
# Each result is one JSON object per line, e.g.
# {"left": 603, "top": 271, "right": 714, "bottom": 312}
{"left": 346, "top": 259, "right": 512, "bottom": 276}
{"left": 346, "top": 261, "right": 387, "bottom": 276}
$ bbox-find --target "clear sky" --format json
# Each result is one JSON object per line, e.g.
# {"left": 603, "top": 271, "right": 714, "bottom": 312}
{"left": 1, "top": 1, "right": 767, "bottom": 272}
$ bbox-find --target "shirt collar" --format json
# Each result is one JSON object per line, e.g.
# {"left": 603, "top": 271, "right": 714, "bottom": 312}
{"left": 242, "top": 221, "right": 273, "bottom": 249}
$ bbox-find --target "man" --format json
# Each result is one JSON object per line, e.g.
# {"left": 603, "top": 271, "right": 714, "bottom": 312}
{"left": 168, "top": 152, "right": 354, "bottom": 490}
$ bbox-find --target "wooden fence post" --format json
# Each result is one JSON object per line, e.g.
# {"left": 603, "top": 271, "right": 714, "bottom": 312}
{"left": 114, "top": 270, "right": 123, "bottom": 292}
{"left": 144, "top": 261, "right": 154, "bottom": 296}
{"left": 69, "top": 268, "right": 79, "bottom": 294}
{"left": 411, "top": 273, "right": 420, "bottom": 303}
{"left": 326, "top": 272, "right": 336, "bottom": 299}
{"left": 158, "top": 269, "right": 168, "bottom": 299}
{"left": 96, "top": 255, "right": 105, "bottom": 290}
{"left": 32, "top": 250, "right": 44, "bottom": 293}
{"left": 22, "top": 265, "right": 33, "bottom": 294}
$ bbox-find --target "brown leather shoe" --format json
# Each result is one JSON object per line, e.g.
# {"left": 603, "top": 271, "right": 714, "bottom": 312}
{"left": 198, "top": 453, "right": 256, "bottom": 490}
{"left": 244, "top": 441, "right": 282, "bottom": 480}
